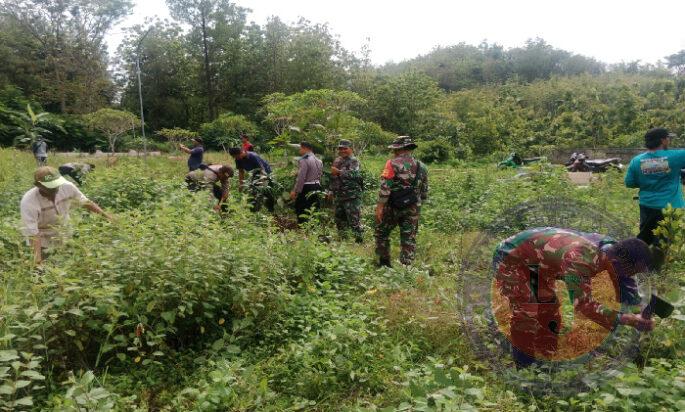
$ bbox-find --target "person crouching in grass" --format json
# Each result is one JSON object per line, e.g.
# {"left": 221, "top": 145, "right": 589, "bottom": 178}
{"left": 185, "top": 164, "right": 234, "bottom": 214}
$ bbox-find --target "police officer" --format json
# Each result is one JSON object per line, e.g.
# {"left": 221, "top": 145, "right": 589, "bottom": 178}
{"left": 374, "top": 136, "right": 428, "bottom": 266}
{"left": 330, "top": 139, "right": 364, "bottom": 243}
{"left": 290, "top": 142, "right": 323, "bottom": 224}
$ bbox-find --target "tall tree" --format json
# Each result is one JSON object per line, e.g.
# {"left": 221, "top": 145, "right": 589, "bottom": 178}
{"left": 0, "top": 0, "right": 133, "bottom": 113}
{"left": 117, "top": 20, "right": 201, "bottom": 130}
{"left": 166, "top": 0, "right": 248, "bottom": 120}
{"left": 666, "top": 50, "right": 685, "bottom": 76}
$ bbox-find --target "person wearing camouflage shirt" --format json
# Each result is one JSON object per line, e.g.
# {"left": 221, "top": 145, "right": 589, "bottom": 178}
{"left": 493, "top": 228, "right": 655, "bottom": 367}
{"left": 374, "top": 136, "right": 428, "bottom": 266}
{"left": 58, "top": 162, "right": 95, "bottom": 186}
{"left": 330, "top": 140, "right": 364, "bottom": 243}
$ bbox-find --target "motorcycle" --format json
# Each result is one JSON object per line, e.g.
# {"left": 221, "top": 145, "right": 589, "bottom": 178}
{"left": 566, "top": 153, "right": 623, "bottom": 173}
{"left": 498, "top": 152, "right": 543, "bottom": 169}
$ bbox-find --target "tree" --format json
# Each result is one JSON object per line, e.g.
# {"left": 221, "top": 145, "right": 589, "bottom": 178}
{"left": 199, "top": 112, "right": 258, "bottom": 151}
{"left": 262, "top": 89, "right": 391, "bottom": 157}
{"left": 369, "top": 72, "right": 442, "bottom": 135}
{"left": 165, "top": 0, "right": 248, "bottom": 121}
{"left": 84, "top": 109, "right": 138, "bottom": 153}
{"left": 0, "top": 0, "right": 133, "bottom": 113}
{"left": 156, "top": 127, "right": 198, "bottom": 153}
{"left": 666, "top": 50, "right": 685, "bottom": 76}
{"left": 117, "top": 20, "right": 200, "bottom": 130}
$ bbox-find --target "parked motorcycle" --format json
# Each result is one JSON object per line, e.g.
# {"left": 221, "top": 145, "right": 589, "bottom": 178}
{"left": 498, "top": 152, "right": 543, "bottom": 169}
{"left": 566, "top": 153, "right": 623, "bottom": 173}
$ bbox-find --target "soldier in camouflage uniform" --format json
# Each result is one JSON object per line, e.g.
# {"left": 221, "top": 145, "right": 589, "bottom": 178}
{"left": 330, "top": 140, "right": 364, "bottom": 243}
{"left": 493, "top": 228, "right": 655, "bottom": 366}
{"left": 374, "top": 136, "right": 428, "bottom": 266}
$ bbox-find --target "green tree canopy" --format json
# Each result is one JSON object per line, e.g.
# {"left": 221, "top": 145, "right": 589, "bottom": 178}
{"left": 84, "top": 109, "right": 138, "bottom": 153}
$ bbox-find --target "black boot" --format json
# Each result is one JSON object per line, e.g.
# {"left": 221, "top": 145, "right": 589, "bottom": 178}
{"left": 378, "top": 257, "right": 391, "bottom": 268}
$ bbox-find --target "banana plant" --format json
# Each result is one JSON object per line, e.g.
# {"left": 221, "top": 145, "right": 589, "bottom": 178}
{"left": 1, "top": 104, "right": 64, "bottom": 148}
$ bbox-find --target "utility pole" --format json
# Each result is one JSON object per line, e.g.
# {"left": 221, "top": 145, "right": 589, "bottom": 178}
{"left": 135, "top": 27, "right": 154, "bottom": 159}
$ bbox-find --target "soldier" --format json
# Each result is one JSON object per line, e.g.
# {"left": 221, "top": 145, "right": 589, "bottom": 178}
{"left": 330, "top": 139, "right": 364, "bottom": 243}
{"left": 290, "top": 142, "right": 323, "bottom": 224}
{"left": 493, "top": 228, "right": 655, "bottom": 367}
{"left": 374, "top": 136, "right": 428, "bottom": 266}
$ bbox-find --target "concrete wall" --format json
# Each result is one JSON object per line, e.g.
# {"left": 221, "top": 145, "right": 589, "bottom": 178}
{"left": 550, "top": 148, "right": 647, "bottom": 164}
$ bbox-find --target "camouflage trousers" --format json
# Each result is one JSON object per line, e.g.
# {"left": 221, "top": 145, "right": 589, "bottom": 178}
{"left": 375, "top": 204, "right": 420, "bottom": 265}
{"left": 334, "top": 198, "right": 363, "bottom": 242}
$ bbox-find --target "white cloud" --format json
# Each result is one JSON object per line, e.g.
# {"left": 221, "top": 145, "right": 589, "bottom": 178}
{"left": 108, "top": 0, "right": 685, "bottom": 65}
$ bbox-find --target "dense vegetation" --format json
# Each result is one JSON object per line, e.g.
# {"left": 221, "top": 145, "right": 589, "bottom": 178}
{"left": 2, "top": 0, "right": 685, "bottom": 410}
{"left": 1, "top": 150, "right": 684, "bottom": 411}
{"left": 1, "top": 0, "right": 685, "bottom": 156}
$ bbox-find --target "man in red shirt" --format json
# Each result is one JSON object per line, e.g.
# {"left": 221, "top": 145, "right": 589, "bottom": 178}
{"left": 241, "top": 134, "right": 254, "bottom": 152}
{"left": 493, "top": 228, "right": 654, "bottom": 366}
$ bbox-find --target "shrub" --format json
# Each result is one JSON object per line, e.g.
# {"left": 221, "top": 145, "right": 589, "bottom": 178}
{"left": 415, "top": 139, "right": 452, "bottom": 163}
{"left": 199, "top": 113, "right": 258, "bottom": 151}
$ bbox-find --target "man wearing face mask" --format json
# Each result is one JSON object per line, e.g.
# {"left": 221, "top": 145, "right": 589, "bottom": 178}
{"left": 20, "top": 166, "right": 112, "bottom": 264}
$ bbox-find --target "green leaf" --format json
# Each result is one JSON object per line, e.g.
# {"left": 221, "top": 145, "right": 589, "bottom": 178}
{"left": 225, "top": 344, "right": 241, "bottom": 354}
{"left": 0, "top": 350, "right": 19, "bottom": 362}
{"left": 14, "top": 380, "right": 31, "bottom": 389}
{"left": 161, "top": 311, "right": 176, "bottom": 323}
{"left": 13, "top": 396, "right": 33, "bottom": 406}
{"left": 20, "top": 370, "right": 45, "bottom": 380}
{"left": 0, "top": 385, "right": 14, "bottom": 395}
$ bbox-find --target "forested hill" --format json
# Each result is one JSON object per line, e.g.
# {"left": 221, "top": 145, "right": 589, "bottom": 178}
{"left": 1, "top": 0, "right": 685, "bottom": 158}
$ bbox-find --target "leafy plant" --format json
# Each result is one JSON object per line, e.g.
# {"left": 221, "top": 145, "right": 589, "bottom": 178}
{"left": 2, "top": 104, "right": 64, "bottom": 148}
{"left": 83, "top": 109, "right": 138, "bottom": 153}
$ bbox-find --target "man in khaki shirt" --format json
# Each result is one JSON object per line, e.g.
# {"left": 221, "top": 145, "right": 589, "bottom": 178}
{"left": 20, "top": 167, "right": 112, "bottom": 264}
{"left": 289, "top": 142, "right": 323, "bottom": 224}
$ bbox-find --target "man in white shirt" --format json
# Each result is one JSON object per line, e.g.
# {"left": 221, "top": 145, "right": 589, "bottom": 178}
{"left": 20, "top": 166, "right": 112, "bottom": 264}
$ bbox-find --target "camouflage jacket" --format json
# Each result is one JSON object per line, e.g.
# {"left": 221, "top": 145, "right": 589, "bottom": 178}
{"left": 378, "top": 153, "right": 428, "bottom": 206}
{"left": 493, "top": 228, "right": 630, "bottom": 331}
{"left": 330, "top": 156, "right": 363, "bottom": 200}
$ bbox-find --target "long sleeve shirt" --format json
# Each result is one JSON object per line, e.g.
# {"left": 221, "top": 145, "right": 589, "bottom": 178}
{"left": 20, "top": 182, "right": 90, "bottom": 247}
{"left": 293, "top": 153, "right": 323, "bottom": 194}
{"left": 494, "top": 228, "right": 624, "bottom": 331}
{"left": 330, "top": 156, "right": 362, "bottom": 200}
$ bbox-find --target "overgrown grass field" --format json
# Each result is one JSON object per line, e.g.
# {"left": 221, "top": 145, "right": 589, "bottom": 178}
{"left": 1, "top": 148, "right": 684, "bottom": 411}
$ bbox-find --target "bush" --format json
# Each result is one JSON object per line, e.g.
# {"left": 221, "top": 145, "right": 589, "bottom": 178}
{"left": 199, "top": 113, "right": 259, "bottom": 151}
{"left": 415, "top": 139, "right": 452, "bottom": 163}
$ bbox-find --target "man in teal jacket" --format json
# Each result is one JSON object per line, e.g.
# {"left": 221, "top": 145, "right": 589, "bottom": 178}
{"left": 625, "top": 128, "right": 685, "bottom": 245}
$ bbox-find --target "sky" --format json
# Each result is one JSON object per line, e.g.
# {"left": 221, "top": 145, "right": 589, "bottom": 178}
{"left": 107, "top": 0, "right": 685, "bottom": 66}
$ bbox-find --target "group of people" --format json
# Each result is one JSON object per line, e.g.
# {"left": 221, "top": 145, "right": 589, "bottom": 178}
{"left": 181, "top": 134, "right": 429, "bottom": 266}
{"left": 17, "top": 127, "right": 681, "bottom": 366}
{"left": 495, "top": 127, "right": 683, "bottom": 366}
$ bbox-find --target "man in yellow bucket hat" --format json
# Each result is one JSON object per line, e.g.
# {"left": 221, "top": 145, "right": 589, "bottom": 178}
{"left": 20, "top": 166, "right": 112, "bottom": 264}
